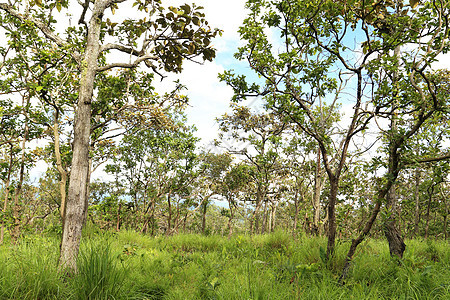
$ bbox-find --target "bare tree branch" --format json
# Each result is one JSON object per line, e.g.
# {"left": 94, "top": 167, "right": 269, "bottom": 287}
{"left": 96, "top": 54, "right": 158, "bottom": 72}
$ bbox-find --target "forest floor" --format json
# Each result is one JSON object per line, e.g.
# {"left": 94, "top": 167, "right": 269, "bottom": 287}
{"left": 0, "top": 229, "right": 448, "bottom": 299}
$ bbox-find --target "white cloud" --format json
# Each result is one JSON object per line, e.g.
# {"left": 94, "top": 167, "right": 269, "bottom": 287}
{"left": 152, "top": 1, "right": 249, "bottom": 146}
{"left": 155, "top": 59, "right": 234, "bottom": 146}
{"left": 166, "top": 0, "right": 248, "bottom": 44}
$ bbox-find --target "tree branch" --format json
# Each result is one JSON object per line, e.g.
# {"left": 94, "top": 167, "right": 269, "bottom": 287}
{"left": 0, "top": 3, "right": 81, "bottom": 64}
{"left": 96, "top": 54, "right": 158, "bottom": 72}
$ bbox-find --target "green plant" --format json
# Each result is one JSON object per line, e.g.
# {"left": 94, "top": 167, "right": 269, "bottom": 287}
{"left": 72, "top": 241, "right": 126, "bottom": 300}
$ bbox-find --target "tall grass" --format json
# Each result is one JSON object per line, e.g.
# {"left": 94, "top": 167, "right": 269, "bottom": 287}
{"left": 0, "top": 236, "right": 66, "bottom": 299}
{"left": 72, "top": 240, "right": 126, "bottom": 300}
{"left": 0, "top": 231, "right": 448, "bottom": 299}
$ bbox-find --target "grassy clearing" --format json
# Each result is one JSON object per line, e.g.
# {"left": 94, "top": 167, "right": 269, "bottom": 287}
{"left": 0, "top": 231, "right": 448, "bottom": 299}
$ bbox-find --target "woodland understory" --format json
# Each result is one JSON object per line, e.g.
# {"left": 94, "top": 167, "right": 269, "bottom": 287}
{"left": 0, "top": 0, "right": 449, "bottom": 295}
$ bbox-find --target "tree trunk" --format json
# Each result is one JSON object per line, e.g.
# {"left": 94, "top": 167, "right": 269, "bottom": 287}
{"left": 383, "top": 187, "right": 406, "bottom": 258}
{"left": 116, "top": 202, "right": 121, "bottom": 231}
{"left": 292, "top": 190, "right": 299, "bottom": 236}
{"left": 167, "top": 193, "right": 172, "bottom": 235}
{"left": 339, "top": 142, "right": 401, "bottom": 284}
{"left": 442, "top": 190, "right": 448, "bottom": 240}
{"left": 227, "top": 198, "right": 235, "bottom": 239}
{"left": 413, "top": 168, "right": 421, "bottom": 237}
{"left": 270, "top": 202, "right": 277, "bottom": 232}
{"left": 312, "top": 148, "right": 323, "bottom": 235}
{"left": 383, "top": 43, "right": 405, "bottom": 259}
{"left": 0, "top": 144, "right": 13, "bottom": 245}
{"left": 250, "top": 186, "right": 264, "bottom": 235}
{"left": 11, "top": 96, "right": 29, "bottom": 243}
{"left": 326, "top": 177, "right": 338, "bottom": 259}
{"left": 424, "top": 187, "right": 433, "bottom": 239}
{"left": 53, "top": 110, "right": 68, "bottom": 222}
{"left": 261, "top": 200, "right": 267, "bottom": 234}
{"left": 59, "top": 1, "right": 104, "bottom": 272}
{"left": 201, "top": 197, "right": 208, "bottom": 234}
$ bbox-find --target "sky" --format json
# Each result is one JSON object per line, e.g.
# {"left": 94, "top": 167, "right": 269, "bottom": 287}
{"left": 16, "top": 0, "right": 450, "bottom": 180}
{"left": 158, "top": 1, "right": 450, "bottom": 153}
{"left": 155, "top": 0, "right": 251, "bottom": 151}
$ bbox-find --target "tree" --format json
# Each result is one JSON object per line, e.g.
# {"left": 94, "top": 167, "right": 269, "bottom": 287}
{"left": 198, "top": 151, "right": 232, "bottom": 234}
{"left": 221, "top": 0, "right": 450, "bottom": 265}
{"left": 221, "top": 163, "right": 252, "bottom": 237}
{"left": 217, "top": 105, "right": 286, "bottom": 234}
{"left": 0, "top": 0, "right": 220, "bottom": 271}
{"left": 338, "top": 0, "right": 450, "bottom": 282}
{"left": 220, "top": 0, "right": 375, "bottom": 258}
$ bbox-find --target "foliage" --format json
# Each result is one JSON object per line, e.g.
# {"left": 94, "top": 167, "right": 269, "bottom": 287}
{"left": 0, "top": 232, "right": 448, "bottom": 299}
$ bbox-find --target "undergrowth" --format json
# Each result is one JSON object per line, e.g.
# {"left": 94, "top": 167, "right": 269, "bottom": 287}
{"left": 0, "top": 231, "right": 448, "bottom": 299}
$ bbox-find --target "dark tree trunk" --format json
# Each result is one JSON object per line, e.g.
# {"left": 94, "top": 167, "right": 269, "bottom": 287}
{"left": 384, "top": 188, "right": 406, "bottom": 258}
{"left": 116, "top": 203, "right": 121, "bottom": 231}
{"left": 166, "top": 193, "right": 172, "bottom": 235}
{"left": 424, "top": 189, "right": 433, "bottom": 239}
{"left": 326, "top": 177, "right": 339, "bottom": 259}
{"left": 292, "top": 190, "right": 299, "bottom": 236}
{"left": 312, "top": 148, "right": 323, "bottom": 236}
{"left": 201, "top": 198, "right": 208, "bottom": 234}
{"left": 414, "top": 168, "right": 421, "bottom": 237}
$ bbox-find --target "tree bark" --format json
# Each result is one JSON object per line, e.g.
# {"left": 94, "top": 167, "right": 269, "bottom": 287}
{"left": 11, "top": 96, "right": 29, "bottom": 243}
{"left": 227, "top": 198, "right": 235, "bottom": 238}
{"left": 413, "top": 168, "right": 421, "bottom": 237}
{"left": 383, "top": 187, "right": 406, "bottom": 258}
{"left": 312, "top": 148, "right": 323, "bottom": 235}
{"left": 201, "top": 197, "right": 208, "bottom": 234}
{"left": 0, "top": 144, "right": 13, "bottom": 245}
{"left": 424, "top": 186, "right": 434, "bottom": 239}
{"left": 53, "top": 110, "right": 68, "bottom": 222}
{"left": 269, "top": 200, "right": 277, "bottom": 232}
{"left": 59, "top": 0, "right": 105, "bottom": 272}
{"left": 326, "top": 177, "right": 338, "bottom": 259}
{"left": 261, "top": 200, "right": 267, "bottom": 234}
{"left": 292, "top": 189, "right": 299, "bottom": 236}
{"left": 250, "top": 185, "right": 264, "bottom": 235}
{"left": 116, "top": 202, "right": 121, "bottom": 231}
{"left": 166, "top": 193, "right": 172, "bottom": 235}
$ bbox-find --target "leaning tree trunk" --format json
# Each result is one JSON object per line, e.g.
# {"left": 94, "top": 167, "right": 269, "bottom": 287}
{"left": 383, "top": 187, "right": 406, "bottom": 258}
{"left": 383, "top": 43, "right": 405, "bottom": 259}
{"left": 326, "top": 177, "right": 339, "bottom": 259}
{"left": 58, "top": 2, "right": 102, "bottom": 272}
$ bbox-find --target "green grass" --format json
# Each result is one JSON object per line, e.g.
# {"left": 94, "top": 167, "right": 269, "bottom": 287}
{"left": 0, "top": 231, "right": 448, "bottom": 299}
